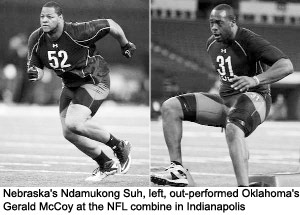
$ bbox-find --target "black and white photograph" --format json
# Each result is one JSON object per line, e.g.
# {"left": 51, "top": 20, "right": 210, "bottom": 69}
{"left": 0, "top": 0, "right": 149, "bottom": 187}
{"left": 150, "top": 0, "right": 300, "bottom": 187}
{"left": 1, "top": 0, "right": 300, "bottom": 214}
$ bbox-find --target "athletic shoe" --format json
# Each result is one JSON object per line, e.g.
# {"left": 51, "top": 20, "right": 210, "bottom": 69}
{"left": 249, "top": 181, "right": 271, "bottom": 187}
{"left": 151, "top": 162, "right": 190, "bottom": 187}
{"left": 113, "top": 140, "right": 132, "bottom": 174}
{"left": 85, "top": 160, "right": 119, "bottom": 182}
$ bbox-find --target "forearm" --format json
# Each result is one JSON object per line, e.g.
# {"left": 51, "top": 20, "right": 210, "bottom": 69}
{"left": 107, "top": 19, "right": 128, "bottom": 47}
{"left": 256, "top": 58, "right": 293, "bottom": 85}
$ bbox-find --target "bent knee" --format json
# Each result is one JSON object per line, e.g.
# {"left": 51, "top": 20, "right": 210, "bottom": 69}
{"left": 65, "top": 117, "right": 85, "bottom": 136}
{"left": 62, "top": 128, "right": 77, "bottom": 143}
{"left": 161, "top": 98, "right": 183, "bottom": 118}
{"left": 225, "top": 122, "right": 244, "bottom": 143}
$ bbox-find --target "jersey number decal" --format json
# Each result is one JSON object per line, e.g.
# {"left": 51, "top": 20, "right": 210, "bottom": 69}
{"left": 48, "top": 50, "right": 71, "bottom": 69}
{"left": 216, "top": 56, "right": 233, "bottom": 81}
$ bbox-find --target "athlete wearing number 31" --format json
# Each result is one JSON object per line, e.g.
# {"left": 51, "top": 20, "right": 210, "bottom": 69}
{"left": 27, "top": 1, "right": 136, "bottom": 182}
{"left": 151, "top": 4, "right": 293, "bottom": 187}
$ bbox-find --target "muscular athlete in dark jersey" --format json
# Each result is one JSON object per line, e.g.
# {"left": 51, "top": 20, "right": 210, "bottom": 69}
{"left": 27, "top": 1, "right": 136, "bottom": 182}
{"left": 151, "top": 4, "right": 293, "bottom": 187}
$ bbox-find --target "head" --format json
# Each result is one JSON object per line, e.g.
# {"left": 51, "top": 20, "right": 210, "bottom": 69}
{"left": 209, "top": 4, "right": 237, "bottom": 42}
{"left": 40, "top": 1, "right": 64, "bottom": 34}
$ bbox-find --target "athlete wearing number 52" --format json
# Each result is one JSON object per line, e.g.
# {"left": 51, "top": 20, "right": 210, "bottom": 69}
{"left": 27, "top": 1, "right": 136, "bottom": 182}
{"left": 151, "top": 4, "right": 293, "bottom": 187}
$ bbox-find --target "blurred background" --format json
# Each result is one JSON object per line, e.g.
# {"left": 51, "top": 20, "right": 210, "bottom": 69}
{"left": 0, "top": 0, "right": 150, "bottom": 187}
{"left": 0, "top": 0, "right": 149, "bottom": 105}
{"left": 151, "top": 0, "right": 300, "bottom": 121}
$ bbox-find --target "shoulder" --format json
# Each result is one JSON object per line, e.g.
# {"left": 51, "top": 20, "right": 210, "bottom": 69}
{"left": 237, "top": 27, "right": 269, "bottom": 45}
{"left": 64, "top": 19, "right": 110, "bottom": 33}
{"left": 28, "top": 28, "right": 43, "bottom": 43}
{"left": 206, "top": 35, "right": 216, "bottom": 51}
{"left": 235, "top": 27, "right": 272, "bottom": 54}
{"left": 65, "top": 19, "right": 109, "bottom": 28}
{"left": 64, "top": 20, "right": 110, "bottom": 41}
{"left": 64, "top": 22, "right": 77, "bottom": 34}
{"left": 238, "top": 27, "right": 260, "bottom": 38}
{"left": 28, "top": 28, "right": 44, "bottom": 50}
{"left": 63, "top": 22, "right": 83, "bottom": 40}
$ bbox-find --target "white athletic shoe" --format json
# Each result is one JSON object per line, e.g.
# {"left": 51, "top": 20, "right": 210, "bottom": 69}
{"left": 151, "top": 162, "right": 194, "bottom": 187}
{"left": 85, "top": 160, "right": 120, "bottom": 182}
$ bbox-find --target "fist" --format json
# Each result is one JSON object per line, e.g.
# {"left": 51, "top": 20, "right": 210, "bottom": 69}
{"left": 121, "top": 42, "right": 136, "bottom": 58}
{"left": 27, "top": 66, "right": 39, "bottom": 81}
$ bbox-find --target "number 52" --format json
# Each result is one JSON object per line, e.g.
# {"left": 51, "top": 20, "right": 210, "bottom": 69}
{"left": 48, "top": 50, "right": 71, "bottom": 69}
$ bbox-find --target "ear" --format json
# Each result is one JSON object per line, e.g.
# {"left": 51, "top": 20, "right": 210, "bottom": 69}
{"left": 231, "top": 20, "right": 236, "bottom": 27}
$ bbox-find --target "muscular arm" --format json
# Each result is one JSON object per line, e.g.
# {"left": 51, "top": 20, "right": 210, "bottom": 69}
{"left": 107, "top": 19, "right": 129, "bottom": 47}
{"left": 67, "top": 19, "right": 135, "bottom": 58}
{"left": 231, "top": 58, "right": 293, "bottom": 91}
{"left": 256, "top": 58, "right": 293, "bottom": 85}
{"left": 230, "top": 58, "right": 293, "bottom": 91}
{"left": 231, "top": 33, "right": 293, "bottom": 91}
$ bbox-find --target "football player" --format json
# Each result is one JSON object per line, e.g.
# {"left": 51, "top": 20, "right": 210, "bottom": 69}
{"left": 151, "top": 4, "right": 293, "bottom": 187}
{"left": 27, "top": 1, "right": 136, "bottom": 181}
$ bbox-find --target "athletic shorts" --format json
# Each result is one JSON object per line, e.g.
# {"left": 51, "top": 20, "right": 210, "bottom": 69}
{"left": 176, "top": 92, "right": 271, "bottom": 137}
{"left": 59, "top": 73, "right": 110, "bottom": 118}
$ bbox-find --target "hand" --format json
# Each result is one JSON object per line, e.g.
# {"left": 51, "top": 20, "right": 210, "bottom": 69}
{"left": 229, "top": 75, "right": 258, "bottom": 92}
{"left": 27, "top": 66, "right": 39, "bottom": 81}
{"left": 121, "top": 42, "right": 136, "bottom": 58}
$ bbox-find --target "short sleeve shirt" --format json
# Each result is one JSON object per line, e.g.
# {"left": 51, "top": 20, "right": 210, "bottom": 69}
{"left": 206, "top": 27, "right": 287, "bottom": 97}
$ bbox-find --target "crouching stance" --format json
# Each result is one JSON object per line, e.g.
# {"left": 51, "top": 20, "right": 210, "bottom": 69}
{"left": 27, "top": 1, "right": 136, "bottom": 181}
{"left": 151, "top": 4, "right": 293, "bottom": 187}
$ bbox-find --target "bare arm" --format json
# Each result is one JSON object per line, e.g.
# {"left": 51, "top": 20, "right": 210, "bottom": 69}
{"left": 107, "top": 19, "right": 129, "bottom": 47}
{"left": 255, "top": 58, "right": 293, "bottom": 85}
{"left": 230, "top": 58, "right": 294, "bottom": 92}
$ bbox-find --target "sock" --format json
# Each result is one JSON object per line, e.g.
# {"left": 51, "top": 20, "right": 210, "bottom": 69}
{"left": 105, "top": 134, "right": 120, "bottom": 149}
{"left": 171, "top": 160, "right": 183, "bottom": 166}
{"left": 93, "top": 151, "right": 112, "bottom": 168}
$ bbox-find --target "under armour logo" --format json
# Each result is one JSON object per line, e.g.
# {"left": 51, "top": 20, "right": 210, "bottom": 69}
{"left": 221, "top": 49, "right": 226, "bottom": 53}
{"left": 53, "top": 44, "right": 58, "bottom": 48}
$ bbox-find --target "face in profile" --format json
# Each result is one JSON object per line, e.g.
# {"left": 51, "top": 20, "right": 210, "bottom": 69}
{"left": 40, "top": 7, "right": 61, "bottom": 33}
{"left": 209, "top": 9, "right": 234, "bottom": 42}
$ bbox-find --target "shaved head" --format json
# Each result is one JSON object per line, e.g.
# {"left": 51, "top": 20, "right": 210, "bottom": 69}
{"left": 211, "top": 4, "right": 236, "bottom": 22}
{"left": 209, "top": 4, "right": 238, "bottom": 43}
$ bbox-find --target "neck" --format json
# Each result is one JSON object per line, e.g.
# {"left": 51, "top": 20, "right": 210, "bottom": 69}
{"left": 47, "top": 21, "right": 64, "bottom": 41}
{"left": 231, "top": 25, "right": 238, "bottom": 39}
{"left": 223, "top": 25, "right": 238, "bottom": 44}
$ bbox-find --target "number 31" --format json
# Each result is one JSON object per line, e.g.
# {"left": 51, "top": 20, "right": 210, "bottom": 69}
{"left": 216, "top": 55, "right": 234, "bottom": 77}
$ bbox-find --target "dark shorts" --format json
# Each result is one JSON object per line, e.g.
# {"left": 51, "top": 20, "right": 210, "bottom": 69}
{"left": 176, "top": 92, "right": 271, "bottom": 137}
{"left": 59, "top": 73, "right": 110, "bottom": 117}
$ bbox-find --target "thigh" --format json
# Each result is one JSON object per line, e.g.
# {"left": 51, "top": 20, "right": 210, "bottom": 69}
{"left": 73, "top": 82, "right": 109, "bottom": 117}
{"left": 195, "top": 92, "right": 229, "bottom": 127}
{"left": 244, "top": 92, "right": 270, "bottom": 122}
{"left": 177, "top": 92, "right": 228, "bottom": 127}
{"left": 227, "top": 92, "right": 271, "bottom": 137}
{"left": 59, "top": 87, "right": 74, "bottom": 118}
